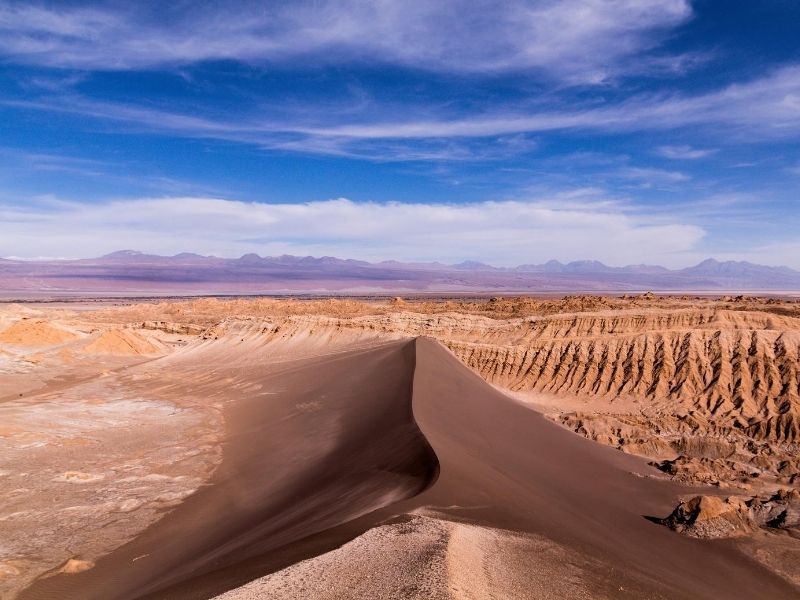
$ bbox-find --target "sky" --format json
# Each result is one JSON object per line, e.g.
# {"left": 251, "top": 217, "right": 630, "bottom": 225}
{"left": 0, "top": 0, "right": 799, "bottom": 267}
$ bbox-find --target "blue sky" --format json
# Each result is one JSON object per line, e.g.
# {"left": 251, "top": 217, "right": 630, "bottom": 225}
{"left": 0, "top": 0, "right": 799, "bottom": 267}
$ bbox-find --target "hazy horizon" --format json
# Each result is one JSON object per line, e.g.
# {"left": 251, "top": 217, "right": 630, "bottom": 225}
{"left": 2, "top": 249, "right": 799, "bottom": 272}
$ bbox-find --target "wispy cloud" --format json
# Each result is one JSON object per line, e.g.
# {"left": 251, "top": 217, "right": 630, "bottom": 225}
{"left": 0, "top": 195, "right": 705, "bottom": 267}
{"left": 636, "top": 192, "right": 768, "bottom": 223}
{"left": 289, "top": 66, "right": 800, "bottom": 140}
{"left": 616, "top": 166, "right": 690, "bottom": 184}
{"left": 0, "top": 149, "right": 112, "bottom": 178}
{"left": 5, "top": 65, "right": 800, "bottom": 161}
{"left": 0, "top": 147, "right": 227, "bottom": 195}
{"left": 0, "top": 1, "right": 795, "bottom": 270}
{"left": 656, "top": 145, "right": 717, "bottom": 159}
{"left": 0, "top": 1, "right": 693, "bottom": 82}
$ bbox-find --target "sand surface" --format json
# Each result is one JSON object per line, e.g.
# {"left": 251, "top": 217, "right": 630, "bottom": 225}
{"left": 1, "top": 296, "right": 798, "bottom": 599}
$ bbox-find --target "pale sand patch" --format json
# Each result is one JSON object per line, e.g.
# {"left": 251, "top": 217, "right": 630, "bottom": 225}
{"left": 0, "top": 320, "right": 78, "bottom": 347}
{"left": 53, "top": 472, "right": 105, "bottom": 484}
{"left": 0, "top": 378, "right": 222, "bottom": 599}
{"left": 212, "top": 516, "right": 450, "bottom": 600}
{"left": 212, "top": 515, "right": 621, "bottom": 600}
{"left": 82, "top": 328, "right": 166, "bottom": 356}
{"left": 59, "top": 559, "right": 94, "bottom": 575}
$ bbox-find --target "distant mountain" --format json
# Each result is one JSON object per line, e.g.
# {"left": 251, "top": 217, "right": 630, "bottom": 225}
{"left": 620, "top": 264, "right": 670, "bottom": 274}
{"left": 516, "top": 260, "right": 666, "bottom": 274}
{"left": 674, "top": 259, "right": 800, "bottom": 289}
{"left": 560, "top": 260, "right": 612, "bottom": 273}
{"left": 97, "top": 250, "right": 212, "bottom": 263}
{"left": 452, "top": 260, "right": 497, "bottom": 270}
{"left": 680, "top": 258, "right": 796, "bottom": 277}
{"left": 0, "top": 252, "right": 798, "bottom": 295}
{"left": 98, "top": 250, "right": 154, "bottom": 261}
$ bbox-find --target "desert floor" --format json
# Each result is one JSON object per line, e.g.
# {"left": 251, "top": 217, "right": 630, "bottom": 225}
{"left": 1, "top": 294, "right": 799, "bottom": 599}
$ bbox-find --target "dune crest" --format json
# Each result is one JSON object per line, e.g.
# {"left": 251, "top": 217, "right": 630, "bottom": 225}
{"left": 20, "top": 339, "right": 437, "bottom": 600}
{"left": 184, "top": 306, "right": 799, "bottom": 487}
{"left": 19, "top": 333, "right": 800, "bottom": 599}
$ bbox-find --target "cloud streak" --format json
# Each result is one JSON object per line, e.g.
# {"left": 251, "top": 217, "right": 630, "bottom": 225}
{"left": 291, "top": 66, "right": 800, "bottom": 140}
{"left": 0, "top": 0, "right": 692, "bottom": 82}
{"left": 5, "top": 65, "right": 800, "bottom": 162}
{"left": 656, "top": 145, "right": 716, "bottom": 160}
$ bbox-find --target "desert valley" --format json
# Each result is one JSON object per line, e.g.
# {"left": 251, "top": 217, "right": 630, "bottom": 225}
{"left": 3, "top": 1, "right": 800, "bottom": 597}
{"left": 1, "top": 293, "right": 799, "bottom": 599}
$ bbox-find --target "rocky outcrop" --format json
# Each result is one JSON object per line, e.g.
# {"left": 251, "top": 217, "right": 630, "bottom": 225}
{"left": 660, "top": 490, "right": 800, "bottom": 538}
{"left": 446, "top": 321, "right": 800, "bottom": 444}
{"left": 139, "top": 321, "right": 206, "bottom": 335}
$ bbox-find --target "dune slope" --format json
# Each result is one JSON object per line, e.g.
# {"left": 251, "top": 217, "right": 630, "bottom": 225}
{"left": 214, "top": 336, "right": 799, "bottom": 599}
{"left": 20, "top": 340, "right": 437, "bottom": 600}
{"left": 403, "top": 337, "right": 797, "bottom": 598}
{"left": 19, "top": 335, "right": 799, "bottom": 600}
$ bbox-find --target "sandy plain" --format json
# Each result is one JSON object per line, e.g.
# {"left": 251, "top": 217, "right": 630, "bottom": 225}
{"left": 0, "top": 294, "right": 798, "bottom": 599}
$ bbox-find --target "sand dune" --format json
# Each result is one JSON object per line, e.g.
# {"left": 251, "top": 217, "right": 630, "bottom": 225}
{"left": 20, "top": 340, "right": 437, "bottom": 599}
{"left": 82, "top": 328, "right": 167, "bottom": 355}
{"left": 0, "top": 319, "right": 78, "bottom": 347}
{"left": 19, "top": 334, "right": 799, "bottom": 599}
{"left": 181, "top": 305, "right": 799, "bottom": 488}
{"left": 213, "top": 515, "right": 614, "bottom": 600}
{"left": 4, "top": 297, "right": 799, "bottom": 598}
{"left": 403, "top": 338, "right": 797, "bottom": 599}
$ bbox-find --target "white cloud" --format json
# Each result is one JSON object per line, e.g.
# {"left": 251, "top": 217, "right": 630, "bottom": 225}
{"left": 0, "top": 195, "right": 705, "bottom": 267}
{"left": 615, "top": 166, "right": 690, "bottom": 184}
{"left": 656, "top": 145, "right": 716, "bottom": 159}
{"left": 0, "top": 1, "right": 692, "bottom": 81}
{"left": 292, "top": 66, "right": 800, "bottom": 139}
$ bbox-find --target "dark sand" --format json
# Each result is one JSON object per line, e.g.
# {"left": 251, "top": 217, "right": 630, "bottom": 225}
{"left": 21, "top": 337, "right": 798, "bottom": 599}
{"left": 403, "top": 338, "right": 796, "bottom": 598}
{"left": 21, "top": 340, "right": 436, "bottom": 599}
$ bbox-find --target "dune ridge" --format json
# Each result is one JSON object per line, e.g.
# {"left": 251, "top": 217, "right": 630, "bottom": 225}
{"left": 20, "top": 339, "right": 438, "bottom": 600}
{"left": 20, "top": 333, "right": 800, "bottom": 599}
{"left": 212, "top": 514, "right": 619, "bottom": 600}
{"left": 196, "top": 307, "right": 799, "bottom": 487}
{"left": 25, "top": 299, "right": 795, "bottom": 490}
{"left": 5, "top": 297, "right": 799, "bottom": 598}
{"left": 210, "top": 335, "right": 800, "bottom": 599}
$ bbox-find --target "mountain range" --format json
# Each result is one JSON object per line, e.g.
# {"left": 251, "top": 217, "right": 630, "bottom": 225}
{"left": 1, "top": 251, "right": 799, "bottom": 296}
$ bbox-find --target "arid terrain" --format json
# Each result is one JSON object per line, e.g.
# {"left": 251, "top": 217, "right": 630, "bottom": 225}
{"left": 1, "top": 294, "right": 799, "bottom": 599}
